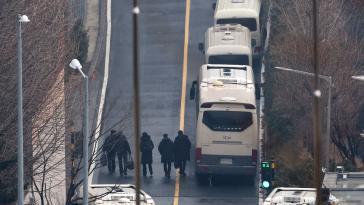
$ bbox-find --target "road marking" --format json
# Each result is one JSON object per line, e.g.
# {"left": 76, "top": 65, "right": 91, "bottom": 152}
{"left": 174, "top": 0, "right": 191, "bottom": 205}
{"left": 173, "top": 171, "right": 181, "bottom": 204}
{"left": 89, "top": 0, "right": 112, "bottom": 185}
{"left": 179, "top": 0, "right": 191, "bottom": 131}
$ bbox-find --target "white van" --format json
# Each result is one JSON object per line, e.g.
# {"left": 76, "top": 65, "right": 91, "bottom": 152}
{"left": 214, "top": 0, "right": 262, "bottom": 56}
{"left": 204, "top": 24, "right": 252, "bottom": 66}
{"left": 190, "top": 64, "right": 258, "bottom": 176}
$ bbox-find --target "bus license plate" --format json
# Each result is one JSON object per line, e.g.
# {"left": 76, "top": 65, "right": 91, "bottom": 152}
{"left": 220, "top": 159, "right": 232, "bottom": 165}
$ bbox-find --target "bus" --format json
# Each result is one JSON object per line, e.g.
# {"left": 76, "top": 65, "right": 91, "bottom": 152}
{"left": 204, "top": 24, "right": 252, "bottom": 66}
{"left": 190, "top": 64, "right": 258, "bottom": 177}
{"left": 214, "top": 0, "right": 262, "bottom": 57}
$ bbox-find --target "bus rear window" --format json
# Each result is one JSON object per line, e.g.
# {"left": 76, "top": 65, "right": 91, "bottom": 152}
{"left": 208, "top": 55, "right": 249, "bottom": 66}
{"left": 216, "top": 18, "right": 257, "bottom": 31}
{"left": 202, "top": 111, "right": 253, "bottom": 132}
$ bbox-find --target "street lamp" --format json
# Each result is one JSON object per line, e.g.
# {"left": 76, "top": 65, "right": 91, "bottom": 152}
{"left": 69, "top": 59, "right": 89, "bottom": 205}
{"left": 274, "top": 66, "right": 332, "bottom": 169}
{"left": 352, "top": 75, "right": 364, "bottom": 82}
{"left": 352, "top": 75, "right": 364, "bottom": 139}
{"left": 17, "top": 14, "right": 29, "bottom": 205}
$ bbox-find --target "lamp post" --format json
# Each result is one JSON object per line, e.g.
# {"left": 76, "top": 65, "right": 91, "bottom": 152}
{"left": 352, "top": 75, "right": 364, "bottom": 138}
{"left": 17, "top": 14, "right": 29, "bottom": 205}
{"left": 69, "top": 59, "right": 88, "bottom": 205}
{"left": 274, "top": 66, "right": 332, "bottom": 169}
{"left": 352, "top": 75, "right": 364, "bottom": 82}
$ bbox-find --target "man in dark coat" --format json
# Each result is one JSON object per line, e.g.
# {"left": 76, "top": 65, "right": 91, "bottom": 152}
{"left": 174, "top": 130, "right": 191, "bottom": 176}
{"left": 140, "top": 132, "right": 154, "bottom": 176}
{"left": 158, "top": 133, "right": 174, "bottom": 178}
{"left": 103, "top": 130, "right": 118, "bottom": 173}
{"left": 115, "top": 131, "right": 131, "bottom": 176}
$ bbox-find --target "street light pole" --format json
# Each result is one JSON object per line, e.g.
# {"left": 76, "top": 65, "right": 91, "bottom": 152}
{"left": 274, "top": 67, "right": 332, "bottom": 169}
{"left": 83, "top": 76, "right": 89, "bottom": 205}
{"left": 69, "top": 59, "right": 88, "bottom": 205}
{"left": 17, "top": 14, "right": 29, "bottom": 205}
{"left": 326, "top": 76, "right": 332, "bottom": 168}
{"left": 352, "top": 76, "right": 364, "bottom": 149}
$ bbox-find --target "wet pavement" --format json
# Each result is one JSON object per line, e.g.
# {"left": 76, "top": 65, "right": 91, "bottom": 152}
{"left": 92, "top": 1, "right": 259, "bottom": 204}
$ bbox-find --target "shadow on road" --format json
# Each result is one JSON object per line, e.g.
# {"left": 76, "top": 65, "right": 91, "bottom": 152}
{"left": 196, "top": 175, "right": 255, "bottom": 187}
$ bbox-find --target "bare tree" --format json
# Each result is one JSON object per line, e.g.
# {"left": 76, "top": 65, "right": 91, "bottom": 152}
{"left": 265, "top": 0, "right": 364, "bottom": 185}
{"left": 64, "top": 101, "right": 131, "bottom": 205}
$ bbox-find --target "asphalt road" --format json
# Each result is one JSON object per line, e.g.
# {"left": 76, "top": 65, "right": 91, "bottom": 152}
{"left": 92, "top": 0, "right": 259, "bottom": 204}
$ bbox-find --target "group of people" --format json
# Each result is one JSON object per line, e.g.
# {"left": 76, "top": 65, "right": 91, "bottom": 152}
{"left": 102, "top": 130, "right": 132, "bottom": 176}
{"left": 103, "top": 129, "right": 191, "bottom": 178}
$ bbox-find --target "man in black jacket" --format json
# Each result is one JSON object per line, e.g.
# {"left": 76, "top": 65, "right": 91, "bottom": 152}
{"left": 140, "top": 132, "right": 154, "bottom": 176}
{"left": 103, "top": 130, "right": 117, "bottom": 173}
{"left": 174, "top": 130, "right": 191, "bottom": 176}
{"left": 116, "top": 131, "right": 131, "bottom": 176}
{"left": 158, "top": 134, "right": 174, "bottom": 178}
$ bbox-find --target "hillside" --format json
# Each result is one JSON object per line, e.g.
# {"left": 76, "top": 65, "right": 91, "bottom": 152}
{"left": 265, "top": 0, "right": 364, "bottom": 187}
{"left": 0, "top": 0, "right": 73, "bottom": 203}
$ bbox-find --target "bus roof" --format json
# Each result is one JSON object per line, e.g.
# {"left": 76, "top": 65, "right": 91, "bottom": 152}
{"left": 215, "top": 0, "right": 261, "bottom": 19}
{"left": 205, "top": 24, "right": 252, "bottom": 55}
{"left": 264, "top": 187, "right": 316, "bottom": 205}
{"left": 198, "top": 64, "right": 256, "bottom": 107}
{"left": 199, "top": 84, "right": 256, "bottom": 108}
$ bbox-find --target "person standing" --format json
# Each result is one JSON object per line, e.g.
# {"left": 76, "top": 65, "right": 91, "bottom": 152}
{"left": 103, "top": 130, "right": 118, "bottom": 174}
{"left": 174, "top": 130, "right": 191, "bottom": 176}
{"left": 116, "top": 131, "right": 131, "bottom": 176}
{"left": 158, "top": 134, "right": 174, "bottom": 178}
{"left": 140, "top": 132, "right": 154, "bottom": 176}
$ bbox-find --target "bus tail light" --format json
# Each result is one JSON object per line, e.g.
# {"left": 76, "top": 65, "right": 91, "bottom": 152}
{"left": 252, "top": 149, "right": 257, "bottom": 165}
{"left": 195, "top": 147, "right": 202, "bottom": 162}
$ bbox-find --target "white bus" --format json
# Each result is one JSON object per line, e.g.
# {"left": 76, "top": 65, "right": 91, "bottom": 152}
{"left": 203, "top": 24, "right": 252, "bottom": 66}
{"left": 214, "top": 0, "right": 262, "bottom": 57}
{"left": 190, "top": 64, "right": 258, "bottom": 177}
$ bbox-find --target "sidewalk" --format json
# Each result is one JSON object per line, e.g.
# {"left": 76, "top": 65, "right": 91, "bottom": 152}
{"left": 85, "top": 0, "right": 100, "bottom": 65}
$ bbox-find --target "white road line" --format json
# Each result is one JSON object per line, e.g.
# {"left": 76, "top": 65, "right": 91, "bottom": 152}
{"left": 89, "top": 0, "right": 112, "bottom": 186}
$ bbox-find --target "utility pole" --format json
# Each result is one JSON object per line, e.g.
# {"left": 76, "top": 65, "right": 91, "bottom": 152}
{"left": 312, "top": 0, "right": 323, "bottom": 204}
{"left": 132, "top": 1, "right": 141, "bottom": 204}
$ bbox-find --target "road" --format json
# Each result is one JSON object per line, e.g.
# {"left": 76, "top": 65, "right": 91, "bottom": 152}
{"left": 92, "top": 0, "right": 259, "bottom": 204}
